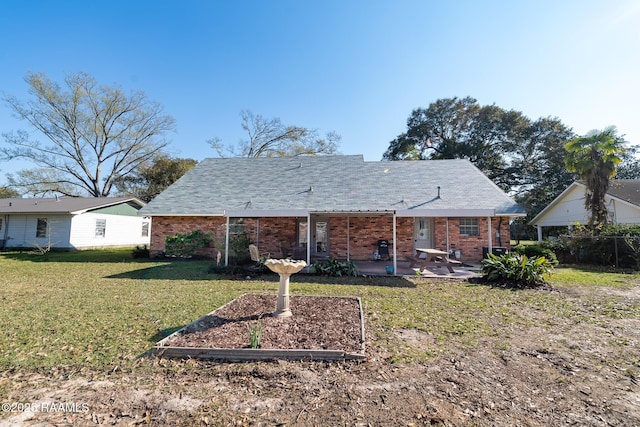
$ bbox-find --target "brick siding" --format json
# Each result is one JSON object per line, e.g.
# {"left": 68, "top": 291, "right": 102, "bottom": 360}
{"left": 150, "top": 215, "right": 511, "bottom": 261}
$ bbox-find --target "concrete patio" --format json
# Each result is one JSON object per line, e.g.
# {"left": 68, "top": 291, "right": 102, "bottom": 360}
{"left": 353, "top": 260, "right": 481, "bottom": 279}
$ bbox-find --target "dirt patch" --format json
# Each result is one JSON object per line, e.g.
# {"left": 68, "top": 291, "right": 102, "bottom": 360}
{"left": 2, "top": 286, "right": 640, "bottom": 426}
{"left": 161, "top": 294, "right": 364, "bottom": 354}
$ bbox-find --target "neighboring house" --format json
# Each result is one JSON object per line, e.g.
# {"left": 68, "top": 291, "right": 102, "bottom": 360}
{"left": 140, "top": 156, "right": 525, "bottom": 270}
{"left": 0, "top": 197, "right": 150, "bottom": 250}
{"left": 530, "top": 180, "right": 640, "bottom": 241}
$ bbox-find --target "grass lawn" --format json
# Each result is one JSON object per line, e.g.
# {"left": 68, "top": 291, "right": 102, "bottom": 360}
{"left": 1, "top": 248, "right": 638, "bottom": 371}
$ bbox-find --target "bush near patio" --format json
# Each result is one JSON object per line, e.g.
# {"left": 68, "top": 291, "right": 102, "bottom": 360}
{"left": 164, "top": 230, "right": 213, "bottom": 258}
{"left": 481, "top": 252, "right": 555, "bottom": 288}
{"left": 511, "top": 244, "right": 559, "bottom": 266}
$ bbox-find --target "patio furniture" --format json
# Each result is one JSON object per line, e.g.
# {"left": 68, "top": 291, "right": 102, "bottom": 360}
{"left": 249, "top": 244, "right": 270, "bottom": 262}
{"left": 377, "top": 239, "right": 391, "bottom": 261}
{"left": 408, "top": 248, "right": 462, "bottom": 273}
{"left": 280, "top": 241, "right": 293, "bottom": 258}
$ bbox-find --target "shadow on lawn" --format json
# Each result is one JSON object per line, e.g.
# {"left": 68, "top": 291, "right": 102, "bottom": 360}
{"left": 106, "top": 263, "right": 214, "bottom": 281}
{"left": 107, "top": 265, "right": 417, "bottom": 287}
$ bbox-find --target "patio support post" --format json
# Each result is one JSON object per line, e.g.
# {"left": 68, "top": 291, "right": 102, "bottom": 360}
{"left": 347, "top": 216, "right": 350, "bottom": 261}
{"left": 393, "top": 213, "right": 397, "bottom": 276}
{"left": 446, "top": 218, "right": 450, "bottom": 252}
{"left": 487, "top": 216, "right": 493, "bottom": 253}
{"left": 537, "top": 225, "right": 543, "bottom": 242}
{"left": 306, "top": 212, "right": 311, "bottom": 268}
{"left": 225, "top": 215, "right": 230, "bottom": 266}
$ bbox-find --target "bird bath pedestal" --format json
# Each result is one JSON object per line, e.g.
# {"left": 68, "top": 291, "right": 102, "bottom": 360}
{"left": 264, "top": 259, "right": 307, "bottom": 317}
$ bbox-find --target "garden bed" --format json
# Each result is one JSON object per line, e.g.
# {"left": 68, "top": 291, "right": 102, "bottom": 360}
{"left": 153, "top": 294, "right": 366, "bottom": 361}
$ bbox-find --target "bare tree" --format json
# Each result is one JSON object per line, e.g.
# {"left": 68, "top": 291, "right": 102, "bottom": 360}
{"left": 1, "top": 71, "right": 175, "bottom": 197}
{"left": 209, "top": 110, "right": 340, "bottom": 157}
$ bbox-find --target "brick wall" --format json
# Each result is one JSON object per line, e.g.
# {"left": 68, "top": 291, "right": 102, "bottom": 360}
{"left": 434, "top": 217, "right": 511, "bottom": 261}
{"left": 151, "top": 215, "right": 511, "bottom": 261}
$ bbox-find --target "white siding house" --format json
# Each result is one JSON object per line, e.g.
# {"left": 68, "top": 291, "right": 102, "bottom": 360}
{"left": 0, "top": 197, "right": 150, "bottom": 250}
{"left": 530, "top": 180, "right": 640, "bottom": 241}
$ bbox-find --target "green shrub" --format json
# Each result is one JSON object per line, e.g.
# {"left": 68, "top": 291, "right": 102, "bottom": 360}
{"left": 481, "top": 253, "right": 554, "bottom": 288}
{"left": 512, "top": 244, "right": 558, "bottom": 265}
{"left": 131, "top": 245, "right": 150, "bottom": 259}
{"left": 311, "top": 258, "right": 359, "bottom": 277}
{"left": 165, "top": 230, "right": 213, "bottom": 258}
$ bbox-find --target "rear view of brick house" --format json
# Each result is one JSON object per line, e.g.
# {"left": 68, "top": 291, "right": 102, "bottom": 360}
{"left": 139, "top": 155, "right": 525, "bottom": 272}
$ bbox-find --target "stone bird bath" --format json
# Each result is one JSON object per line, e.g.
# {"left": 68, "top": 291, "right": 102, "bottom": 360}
{"left": 264, "top": 258, "right": 307, "bottom": 317}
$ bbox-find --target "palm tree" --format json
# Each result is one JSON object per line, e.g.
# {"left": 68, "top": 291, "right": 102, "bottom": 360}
{"left": 565, "top": 127, "right": 626, "bottom": 227}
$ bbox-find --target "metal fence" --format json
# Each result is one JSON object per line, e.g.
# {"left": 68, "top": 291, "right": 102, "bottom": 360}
{"left": 555, "top": 235, "right": 640, "bottom": 269}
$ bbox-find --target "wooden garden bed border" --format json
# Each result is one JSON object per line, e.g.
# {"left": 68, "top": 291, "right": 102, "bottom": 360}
{"left": 153, "top": 295, "right": 366, "bottom": 362}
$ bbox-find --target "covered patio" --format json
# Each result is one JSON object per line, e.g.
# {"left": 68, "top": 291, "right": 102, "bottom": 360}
{"left": 353, "top": 259, "right": 482, "bottom": 278}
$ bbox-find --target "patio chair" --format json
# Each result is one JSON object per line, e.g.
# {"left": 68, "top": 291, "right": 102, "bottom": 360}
{"left": 249, "top": 244, "right": 270, "bottom": 262}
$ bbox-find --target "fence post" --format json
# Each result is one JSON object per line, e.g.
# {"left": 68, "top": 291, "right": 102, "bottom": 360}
{"left": 614, "top": 236, "right": 619, "bottom": 268}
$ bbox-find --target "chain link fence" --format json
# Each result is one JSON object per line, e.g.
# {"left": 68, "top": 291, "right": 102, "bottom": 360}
{"left": 548, "top": 235, "right": 640, "bottom": 269}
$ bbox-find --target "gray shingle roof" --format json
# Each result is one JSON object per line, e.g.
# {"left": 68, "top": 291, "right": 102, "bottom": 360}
{"left": 0, "top": 197, "right": 144, "bottom": 214}
{"left": 607, "top": 180, "right": 640, "bottom": 206}
{"left": 140, "top": 155, "right": 525, "bottom": 217}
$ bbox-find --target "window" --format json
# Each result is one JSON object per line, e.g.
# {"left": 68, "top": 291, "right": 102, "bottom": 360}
{"left": 459, "top": 218, "right": 479, "bottom": 236}
{"left": 297, "top": 220, "right": 308, "bottom": 245}
{"left": 95, "top": 219, "right": 106, "bottom": 238}
{"left": 36, "top": 218, "right": 48, "bottom": 238}
{"left": 141, "top": 221, "right": 150, "bottom": 237}
{"left": 229, "top": 218, "right": 245, "bottom": 235}
{"left": 0, "top": 218, "right": 3, "bottom": 231}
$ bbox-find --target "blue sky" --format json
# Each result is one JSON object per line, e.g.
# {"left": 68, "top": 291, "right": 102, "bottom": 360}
{"left": 1, "top": 0, "right": 639, "bottom": 183}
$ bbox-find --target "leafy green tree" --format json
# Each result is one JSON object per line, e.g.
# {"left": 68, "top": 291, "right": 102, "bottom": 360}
{"left": 565, "top": 127, "right": 626, "bottom": 226}
{"left": 1, "top": 71, "right": 175, "bottom": 197}
{"left": 114, "top": 154, "right": 197, "bottom": 202}
{"left": 0, "top": 186, "right": 20, "bottom": 198}
{"left": 209, "top": 110, "right": 340, "bottom": 157}
{"left": 615, "top": 144, "right": 640, "bottom": 179}
{"left": 384, "top": 97, "right": 575, "bottom": 198}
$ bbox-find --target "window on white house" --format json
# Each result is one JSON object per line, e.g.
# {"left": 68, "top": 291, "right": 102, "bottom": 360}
{"left": 141, "top": 221, "right": 150, "bottom": 237}
{"left": 0, "top": 218, "right": 3, "bottom": 231}
{"left": 36, "top": 218, "right": 48, "bottom": 238}
{"left": 229, "top": 218, "right": 245, "bottom": 235}
{"left": 95, "top": 219, "right": 106, "bottom": 238}
{"left": 459, "top": 218, "right": 479, "bottom": 236}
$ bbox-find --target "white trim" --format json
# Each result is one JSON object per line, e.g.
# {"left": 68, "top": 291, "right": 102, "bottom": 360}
{"left": 487, "top": 216, "right": 493, "bottom": 252}
{"left": 395, "top": 208, "right": 496, "bottom": 217}
{"left": 225, "top": 209, "right": 309, "bottom": 218}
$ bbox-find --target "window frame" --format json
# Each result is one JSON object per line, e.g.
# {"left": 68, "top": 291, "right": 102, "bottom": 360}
{"left": 141, "top": 221, "right": 150, "bottom": 237}
{"left": 459, "top": 217, "right": 479, "bottom": 236}
{"left": 36, "top": 218, "right": 48, "bottom": 238}
{"left": 229, "top": 218, "right": 245, "bottom": 235}
{"left": 95, "top": 219, "right": 107, "bottom": 238}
